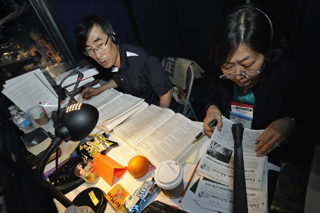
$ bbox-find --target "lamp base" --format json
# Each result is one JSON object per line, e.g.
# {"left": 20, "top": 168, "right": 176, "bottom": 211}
{"left": 72, "top": 187, "right": 107, "bottom": 213}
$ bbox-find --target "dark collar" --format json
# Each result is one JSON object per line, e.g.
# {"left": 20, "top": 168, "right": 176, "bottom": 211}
{"left": 117, "top": 42, "right": 129, "bottom": 72}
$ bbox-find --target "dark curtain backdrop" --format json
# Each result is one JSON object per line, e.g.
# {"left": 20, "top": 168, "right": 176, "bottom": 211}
{"left": 49, "top": 0, "right": 222, "bottom": 73}
{"left": 50, "top": 0, "right": 319, "bottom": 118}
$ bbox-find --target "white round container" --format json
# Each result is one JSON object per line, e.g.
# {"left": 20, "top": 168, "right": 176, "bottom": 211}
{"left": 27, "top": 105, "right": 49, "bottom": 125}
{"left": 154, "top": 160, "right": 184, "bottom": 198}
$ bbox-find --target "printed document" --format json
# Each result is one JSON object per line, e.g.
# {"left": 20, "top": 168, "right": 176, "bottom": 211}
{"left": 113, "top": 105, "right": 206, "bottom": 167}
{"left": 197, "top": 117, "right": 267, "bottom": 190}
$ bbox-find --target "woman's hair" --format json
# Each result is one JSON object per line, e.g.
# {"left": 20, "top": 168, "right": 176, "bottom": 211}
{"left": 211, "top": 4, "right": 285, "bottom": 68}
{"left": 74, "top": 14, "right": 114, "bottom": 48}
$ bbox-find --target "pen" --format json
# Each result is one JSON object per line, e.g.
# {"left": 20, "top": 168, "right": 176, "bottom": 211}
{"left": 84, "top": 86, "right": 91, "bottom": 98}
{"left": 178, "top": 158, "right": 201, "bottom": 203}
{"left": 193, "top": 119, "right": 217, "bottom": 141}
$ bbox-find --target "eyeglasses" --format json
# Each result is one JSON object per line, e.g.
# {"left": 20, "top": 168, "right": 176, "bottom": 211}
{"left": 219, "top": 70, "right": 260, "bottom": 79}
{"left": 84, "top": 36, "right": 109, "bottom": 57}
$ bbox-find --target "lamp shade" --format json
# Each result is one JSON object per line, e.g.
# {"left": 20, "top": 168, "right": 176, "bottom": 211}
{"left": 59, "top": 103, "right": 99, "bottom": 141}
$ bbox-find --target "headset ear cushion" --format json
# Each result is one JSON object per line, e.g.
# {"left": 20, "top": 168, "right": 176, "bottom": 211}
{"left": 111, "top": 34, "right": 118, "bottom": 44}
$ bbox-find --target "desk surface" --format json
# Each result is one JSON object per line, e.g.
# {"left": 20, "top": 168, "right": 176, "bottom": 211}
{"left": 54, "top": 136, "right": 211, "bottom": 213}
{"left": 53, "top": 135, "right": 279, "bottom": 213}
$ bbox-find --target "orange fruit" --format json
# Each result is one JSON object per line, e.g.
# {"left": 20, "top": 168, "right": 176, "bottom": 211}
{"left": 127, "top": 155, "right": 149, "bottom": 178}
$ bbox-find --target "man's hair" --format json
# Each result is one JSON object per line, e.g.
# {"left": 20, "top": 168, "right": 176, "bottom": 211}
{"left": 74, "top": 14, "right": 114, "bottom": 48}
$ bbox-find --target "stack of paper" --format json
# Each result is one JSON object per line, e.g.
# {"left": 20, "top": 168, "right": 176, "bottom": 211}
{"left": 2, "top": 69, "right": 58, "bottom": 114}
{"left": 188, "top": 117, "right": 268, "bottom": 213}
{"left": 82, "top": 89, "right": 147, "bottom": 131}
{"left": 55, "top": 66, "right": 99, "bottom": 89}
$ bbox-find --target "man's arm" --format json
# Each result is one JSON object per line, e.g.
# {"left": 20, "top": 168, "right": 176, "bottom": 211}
{"left": 81, "top": 79, "right": 118, "bottom": 99}
{"left": 159, "top": 88, "right": 173, "bottom": 108}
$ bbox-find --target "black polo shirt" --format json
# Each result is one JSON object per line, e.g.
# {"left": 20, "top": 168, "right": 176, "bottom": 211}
{"left": 110, "top": 42, "right": 175, "bottom": 108}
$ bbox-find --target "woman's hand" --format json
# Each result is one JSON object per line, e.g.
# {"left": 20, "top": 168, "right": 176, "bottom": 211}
{"left": 203, "top": 105, "right": 223, "bottom": 137}
{"left": 255, "top": 117, "right": 297, "bottom": 157}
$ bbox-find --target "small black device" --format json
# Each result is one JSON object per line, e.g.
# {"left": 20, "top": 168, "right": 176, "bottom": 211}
{"left": 141, "top": 200, "right": 188, "bottom": 213}
{"left": 110, "top": 33, "right": 118, "bottom": 44}
{"left": 48, "top": 157, "right": 85, "bottom": 194}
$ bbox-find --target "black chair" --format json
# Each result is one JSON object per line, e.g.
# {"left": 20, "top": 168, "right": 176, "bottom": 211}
{"left": 161, "top": 57, "right": 204, "bottom": 120}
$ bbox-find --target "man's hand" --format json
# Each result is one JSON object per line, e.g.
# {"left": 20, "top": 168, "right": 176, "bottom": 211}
{"left": 203, "top": 105, "right": 223, "bottom": 137}
{"left": 255, "top": 117, "right": 297, "bottom": 157}
{"left": 81, "top": 79, "right": 118, "bottom": 99}
{"left": 81, "top": 87, "right": 100, "bottom": 99}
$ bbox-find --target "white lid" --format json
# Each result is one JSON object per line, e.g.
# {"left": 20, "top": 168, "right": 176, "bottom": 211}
{"left": 27, "top": 105, "right": 42, "bottom": 115}
{"left": 154, "top": 160, "right": 183, "bottom": 190}
{"left": 8, "top": 106, "right": 16, "bottom": 111}
{"left": 10, "top": 109, "right": 18, "bottom": 115}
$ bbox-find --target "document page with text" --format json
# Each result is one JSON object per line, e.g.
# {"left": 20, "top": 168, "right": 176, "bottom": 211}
{"left": 113, "top": 104, "right": 175, "bottom": 147}
{"left": 135, "top": 113, "right": 203, "bottom": 167}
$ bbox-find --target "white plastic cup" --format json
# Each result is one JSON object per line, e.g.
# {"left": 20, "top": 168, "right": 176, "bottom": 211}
{"left": 27, "top": 105, "right": 49, "bottom": 125}
{"left": 154, "top": 160, "right": 184, "bottom": 198}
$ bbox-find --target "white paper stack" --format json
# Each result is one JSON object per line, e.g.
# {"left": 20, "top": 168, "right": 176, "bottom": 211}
{"left": 2, "top": 69, "right": 58, "bottom": 114}
{"left": 55, "top": 65, "right": 99, "bottom": 88}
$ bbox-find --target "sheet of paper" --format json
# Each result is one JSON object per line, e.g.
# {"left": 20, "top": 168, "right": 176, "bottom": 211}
{"left": 82, "top": 88, "right": 123, "bottom": 110}
{"left": 65, "top": 77, "right": 95, "bottom": 93}
{"left": 97, "top": 94, "right": 144, "bottom": 126}
{"left": 106, "top": 133, "right": 138, "bottom": 167}
{"left": 113, "top": 104, "right": 175, "bottom": 147}
{"left": 2, "top": 73, "right": 58, "bottom": 114}
{"left": 26, "top": 137, "right": 51, "bottom": 156}
{"left": 56, "top": 67, "right": 99, "bottom": 87}
{"left": 193, "top": 177, "right": 267, "bottom": 213}
{"left": 104, "top": 101, "right": 148, "bottom": 131}
{"left": 186, "top": 150, "right": 198, "bottom": 164}
{"left": 135, "top": 113, "right": 203, "bottom": 167}
{"left": 75, "top": 83, "right": 101, "bottom": 103}
{"left": 197, "top": 117, "right": 266, "bottom": 190}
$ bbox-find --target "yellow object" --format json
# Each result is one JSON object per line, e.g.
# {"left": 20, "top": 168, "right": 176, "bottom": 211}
{"left": 105, "top": 184, "right": 130, "bottom": 210}
{"left": 88, "top": 190, "right": 99, "bottom": 206}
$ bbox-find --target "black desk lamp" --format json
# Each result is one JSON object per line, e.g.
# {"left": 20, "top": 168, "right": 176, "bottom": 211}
{"left": 35, "top": 103, "right": 99, "bottom": 207}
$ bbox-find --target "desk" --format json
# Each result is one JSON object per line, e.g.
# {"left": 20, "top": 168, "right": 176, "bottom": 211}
{"left": 52, "top": 133, "right": 279, "bottom": 213}
{"left": 53, "top": 134, "right": 210, "bottom": 213}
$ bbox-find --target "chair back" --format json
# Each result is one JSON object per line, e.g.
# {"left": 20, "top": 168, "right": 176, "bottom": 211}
{"left": 161, "top": 57, "right": 204, "bottom": 120}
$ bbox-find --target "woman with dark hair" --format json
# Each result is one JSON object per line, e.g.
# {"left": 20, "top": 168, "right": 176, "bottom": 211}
{"left": 203, "top": 4, "right": 304, "bottom": 164}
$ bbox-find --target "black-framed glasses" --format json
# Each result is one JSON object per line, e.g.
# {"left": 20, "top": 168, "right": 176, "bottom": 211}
{"left": 84, "top": 36, "right": 109, "bottom": 57}
{"left": 219, "top": 70, "right": 260, "bottom": 79}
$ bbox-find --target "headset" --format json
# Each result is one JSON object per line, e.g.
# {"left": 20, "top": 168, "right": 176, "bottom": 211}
{"left": 110, "top": 33, "right": 118, "bottom": 45}
{"left": 254, "top": 7, "right": 274, "bottom": 50}
{"left": 239, "top": 5, "right": 274, "bottom": 60}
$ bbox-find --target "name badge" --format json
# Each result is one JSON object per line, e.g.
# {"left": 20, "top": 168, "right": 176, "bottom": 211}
{"left": 230, "top": 102, "right": 254, "bottom": 129}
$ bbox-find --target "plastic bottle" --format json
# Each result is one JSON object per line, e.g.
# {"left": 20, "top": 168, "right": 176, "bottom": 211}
{"left": 8, "top": 105, "right": 16, "bottom": 112}
{"left": 8, "top": 105, "right": 28, "bottom": 116}
{"left": 10, "top": 109, "right": 35, "bottom": 134}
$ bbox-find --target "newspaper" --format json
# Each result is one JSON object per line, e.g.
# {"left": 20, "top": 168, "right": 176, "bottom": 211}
{"left": 193, "top": 175, "right": 268, "bottom": 213}
{"left": 197, "top": 117, "right": 267, "bottom": 190}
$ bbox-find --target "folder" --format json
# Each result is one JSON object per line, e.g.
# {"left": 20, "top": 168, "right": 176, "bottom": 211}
{"left": 93, "top": 153, "right": 127, "bottom": 186}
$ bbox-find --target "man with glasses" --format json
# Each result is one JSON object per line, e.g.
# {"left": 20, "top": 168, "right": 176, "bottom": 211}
{"left": 74, "top": 14, "right": 178, "bottom": 111}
